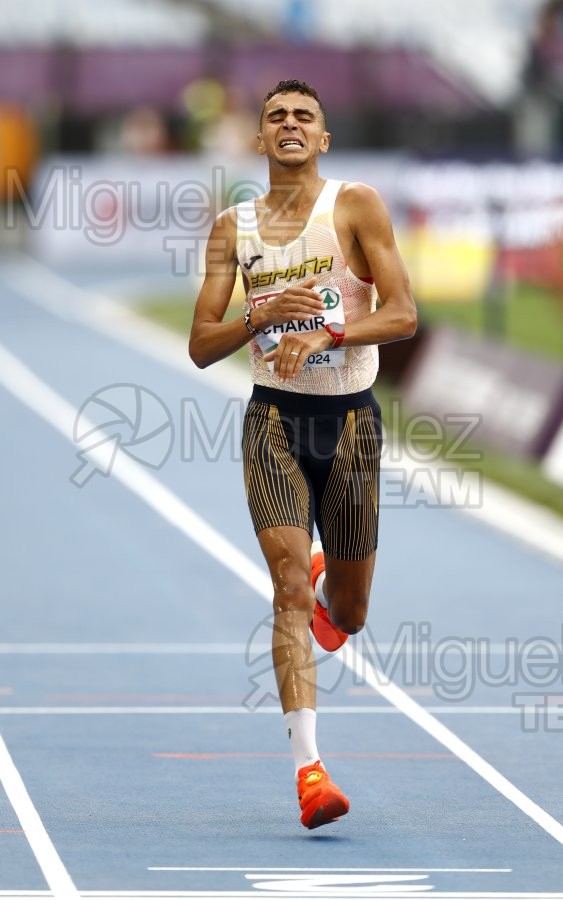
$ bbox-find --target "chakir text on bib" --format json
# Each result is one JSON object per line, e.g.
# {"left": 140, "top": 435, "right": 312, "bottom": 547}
{"left": 253, "top": 285, "right": 345, "bottom": 369}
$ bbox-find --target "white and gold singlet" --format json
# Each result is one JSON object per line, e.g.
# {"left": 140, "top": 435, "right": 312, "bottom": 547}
{"left": 236, "top": 179, "right": 379, "bottom": 395}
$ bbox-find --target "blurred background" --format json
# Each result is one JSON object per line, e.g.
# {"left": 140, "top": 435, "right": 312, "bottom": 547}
{"left": 1, "top": 0, "right": 562, "bottom": 513}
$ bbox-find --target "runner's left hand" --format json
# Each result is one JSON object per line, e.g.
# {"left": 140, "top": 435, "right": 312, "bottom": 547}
{"left": 263, "top": 329, "right": 334, "bottom": 381}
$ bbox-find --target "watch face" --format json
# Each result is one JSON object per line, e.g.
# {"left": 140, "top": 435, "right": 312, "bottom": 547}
{"left": 327, "top": 322, "right": 345, "bottom": 336}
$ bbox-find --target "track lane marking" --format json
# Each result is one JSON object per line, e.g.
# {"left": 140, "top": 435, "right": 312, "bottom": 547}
{"left": 146, "top": 867, "right": 513, "bottom": 872}
{"left": 2, "top": 346, "right": 563, "bottom": 847}
{"left": 0, "top": 343, "right": 271, "bottom": 598}
{"left": 0, "top": 705, "right": 555, "bottom": 715}
{"left": 0, "top": 642, "right": 550, "bottom": 654}
{"left": 0, "top": 644, "right": 270, "bottom": 655}
{"left": 12, "top": 892, "right": 563, "bottom": 900}
{"left": 152, "top": 751, "right": 455, "bottom": 759}
{"left": 0, "top": 736, "right": 79, "bottom": 899}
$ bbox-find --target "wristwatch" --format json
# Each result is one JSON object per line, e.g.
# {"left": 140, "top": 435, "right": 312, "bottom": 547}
{"left": 324, "top": 322, "right": 345, "bottom": 349}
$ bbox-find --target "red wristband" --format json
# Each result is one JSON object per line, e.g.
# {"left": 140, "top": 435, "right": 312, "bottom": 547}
{"left": 324, "top": 322, "right": 345, "bottom": 349}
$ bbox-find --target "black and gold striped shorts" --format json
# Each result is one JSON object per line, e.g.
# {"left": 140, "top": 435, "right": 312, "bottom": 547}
{"left": 242, "top": 385, "right": 382, "bottom": 560}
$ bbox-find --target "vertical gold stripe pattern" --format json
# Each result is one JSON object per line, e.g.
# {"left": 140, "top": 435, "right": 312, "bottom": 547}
{"left": 320, "top": 406, "right": 380, "bottom": 560}
{"left": 243, "top": 402, "right": 311, "bottom": 534}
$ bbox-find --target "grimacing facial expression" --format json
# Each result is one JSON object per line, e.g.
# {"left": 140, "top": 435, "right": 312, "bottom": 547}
{"left": 258, "top": 92, "right": 330, "bottom": 165}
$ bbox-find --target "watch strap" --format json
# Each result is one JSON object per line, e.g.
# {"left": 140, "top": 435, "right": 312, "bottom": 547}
{"left": 325, "top": 322, "right": 345, "bottom": 349}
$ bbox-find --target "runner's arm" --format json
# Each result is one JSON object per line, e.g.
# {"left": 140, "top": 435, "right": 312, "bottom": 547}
{"left": 189, "top": 211, "right": 326, "bottom": 368}
{"left": 189, "top": 211, "right": 251, "bottom": 369}
{"left": 340, "top": 183, "right": 417, "bottom": 347}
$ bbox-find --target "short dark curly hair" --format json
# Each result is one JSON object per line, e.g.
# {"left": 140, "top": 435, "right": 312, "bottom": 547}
{"left": 260, "top": 79, "right": 327, "bottom": 129}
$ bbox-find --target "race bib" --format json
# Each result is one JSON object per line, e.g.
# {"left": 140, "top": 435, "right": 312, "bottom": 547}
{"left": 252, "top": 286, "right": 345, "bottom": 369}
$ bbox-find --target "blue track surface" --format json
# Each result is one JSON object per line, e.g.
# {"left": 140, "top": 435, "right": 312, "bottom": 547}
{"left": 1, "top": 254, "right": 563, "bottom": 898}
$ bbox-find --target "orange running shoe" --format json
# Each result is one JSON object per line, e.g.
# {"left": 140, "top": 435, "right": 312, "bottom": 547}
{"left": 297, "top": 760, "right": 350, "bottom": 829}
{"left": 309, "top": 541, "right": 349, "bottom": 652}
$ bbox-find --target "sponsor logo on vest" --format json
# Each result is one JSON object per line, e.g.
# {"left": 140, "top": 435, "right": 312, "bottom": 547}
{"left": 243, "top": 254, "right": 263, "bottom": 270}
{"left": 249, "top": 255, "right": 333, "bottom": 288}
{"left": 319, "top": 287, "right": 339, "bottom": 310}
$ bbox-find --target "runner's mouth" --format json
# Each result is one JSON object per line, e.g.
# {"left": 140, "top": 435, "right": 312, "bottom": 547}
{"left": 279, "top": 139, "right": 304, "bottom": 150}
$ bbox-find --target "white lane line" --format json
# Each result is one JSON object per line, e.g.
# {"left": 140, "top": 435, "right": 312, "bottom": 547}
{"left": 78, "top": 886, "right": 563, "bottom": 900}
{"left": 63, "top": 892, "right": 563, "bottom": 900}
{"left": 6, "top": 254, "right": 563, "bottom": 567}
{"left": 0, "top": 642, "right": 550, "bottom": 655}
{"left": 348, "top": 645, "right": 563, "bottom": 846}
{"left": 458, "top": 478, "right": 563, "bottom": 565}
{"left": 70, "top": 893, "right": 563, "bottom": 900}
{"left": 0, "top": 644, "right": 269, "bottom": 655}
{"left": 5, "top": 254, "right": 252, "bottom": 400}
{"left": 5, "top": 893, "right": 563, "bottom": 900}
{"left": 0, "top": 342, "right": 271, "bottom": 600}
{"left": 0, "top": 706, "right": 552, "bottom": 715}
{"left": 2, "top": 346, "right": 563, "bottom": 848}
{"left": 53, "top": 892, "right": 563, "bottom": 900}
{"left": 147, "top": 866, "right": 512, "bottom": 872}
{"left": 7, "top": 892, "right": 563, "bottom": 900}
{"left": 0, "top": 736, "right": 79, "bottom": 899}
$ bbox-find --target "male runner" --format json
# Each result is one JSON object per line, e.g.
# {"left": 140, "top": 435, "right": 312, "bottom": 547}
{"left": 189, "top": 80, "right": 416, "bottom": 829}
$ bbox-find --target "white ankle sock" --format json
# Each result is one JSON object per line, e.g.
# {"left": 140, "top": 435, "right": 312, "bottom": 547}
{"left": 284, "top": 708, "right": 320, "bottom": 777}
{"left": 314, "top": 571, "right": 328, "bottom": 608}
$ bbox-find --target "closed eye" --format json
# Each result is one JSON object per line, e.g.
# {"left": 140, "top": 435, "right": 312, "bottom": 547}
{"left": 266, "top": 108, "right": 317, "bottom": 124}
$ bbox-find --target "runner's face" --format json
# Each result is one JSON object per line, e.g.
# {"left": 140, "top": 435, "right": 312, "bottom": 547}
{"left": 258, "top": 92, "right": 330, "bottom": 165}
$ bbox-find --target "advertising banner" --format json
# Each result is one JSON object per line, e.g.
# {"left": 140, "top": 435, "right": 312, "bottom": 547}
{"left": 402, "top": 327, "right": 563, "bottom": 460}
{"left": 20, "top": 156, "right": 563, "bottom": 299}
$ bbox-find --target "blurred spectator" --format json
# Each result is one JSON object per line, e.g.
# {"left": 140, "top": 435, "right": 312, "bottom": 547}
{"left": 514, "top": 0, "right": 563, "bottom": 155}
{"left": 182, "top": 77, "right": 226, "bottom": 152}
{"left": 527, "top": 0, "right": 563, "bottom": 90}
{"left": 120, "top": 106, "right": 169, "bottom": 155}
{"left": 199, "top": 86, "right": 257, "bottom": 158}
{"left": 0, "top": 104, "right": 39, "bottom": 202}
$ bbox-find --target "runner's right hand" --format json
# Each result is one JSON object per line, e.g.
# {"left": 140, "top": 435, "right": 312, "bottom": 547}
{"left": 251, "top": 278, "right": 325, "bottom": 329}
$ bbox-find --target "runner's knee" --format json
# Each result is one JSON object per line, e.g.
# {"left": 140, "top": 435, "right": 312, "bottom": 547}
{"left": 271, "top": 558, "right": 313, "bottom": 615}
{"left": 328, "top": 589, "right": 369, "bottom": 634}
